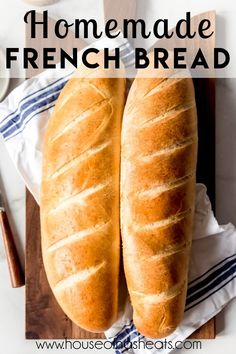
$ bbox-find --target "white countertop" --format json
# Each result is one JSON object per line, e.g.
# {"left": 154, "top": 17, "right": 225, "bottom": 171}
{"left": 0, "top": 1, "right": 236, "bottom": 353}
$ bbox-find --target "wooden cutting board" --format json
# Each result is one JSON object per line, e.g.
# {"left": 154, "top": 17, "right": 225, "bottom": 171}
{"left": 25, "top": 5, "right": 216, "bottom": 340}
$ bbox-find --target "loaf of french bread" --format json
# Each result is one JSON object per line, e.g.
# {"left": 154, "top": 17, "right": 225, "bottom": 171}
{"left": 121, "top": 56, "right": 198, "bottom": 338}
{"left": 40, "top": 62, "right": 126, "bottom": 332}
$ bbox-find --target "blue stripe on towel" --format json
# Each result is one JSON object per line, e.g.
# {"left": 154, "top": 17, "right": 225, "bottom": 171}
{"left": 185, "top": 261, "right": 236, "bottom": 308}
{"left": 186, "top": 254, "right": 236, "bottom": 299}
{"left": 2, "top": 90, "right": 61, "bottom": 139}
{"left": 110, "top": 254, "right": 236, "bottom": 352}
{"left": 0, "top": 73, "right": 72, "bottom": 131}
{"left": 5, "top": 104, "right": 56, "bottom": 141}
{"left": 0, "top": 42, "right": 135, "bottom": 141}
{"left": 185, "top": 274, "right": 236, "bottom": 311}
{"left": 110, "top": 321, "right": 135, "bottom": 342}
{"left": 1, "top": 81, "right": 68, "bottom": 139}
{"left": 188, "top": 253, "right": 236, "bottom": 287}
{"left": 111, "top": 328, "right": 140, "bottom": 349}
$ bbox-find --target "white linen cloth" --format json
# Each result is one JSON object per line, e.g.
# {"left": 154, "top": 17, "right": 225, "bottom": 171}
{"left": 0, "top": 37, "right": 236, "bottom": 354}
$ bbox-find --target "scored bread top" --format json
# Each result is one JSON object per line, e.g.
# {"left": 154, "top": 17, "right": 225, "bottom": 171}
{"left": 121, "top": 54, "right": 198, "bottom": 338}
{"left": 40, "top": 61, "right": 126, "bottom": 332}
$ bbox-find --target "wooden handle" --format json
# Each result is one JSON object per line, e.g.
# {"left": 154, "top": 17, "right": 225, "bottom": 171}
{"left": 0, "top": 210, "right": 25, "bottom": 288}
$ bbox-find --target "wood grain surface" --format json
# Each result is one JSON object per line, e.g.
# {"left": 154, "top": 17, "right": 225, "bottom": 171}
{"left": 25, "top": 7, "right": 216, "bottom": 340}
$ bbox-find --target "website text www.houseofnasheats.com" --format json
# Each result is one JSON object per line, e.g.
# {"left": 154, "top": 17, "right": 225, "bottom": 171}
{"left": 35, "top": 338, "right": 202, "bottom": 351}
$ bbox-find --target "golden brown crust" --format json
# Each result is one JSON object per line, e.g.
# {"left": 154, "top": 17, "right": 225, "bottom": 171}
{"left": 133, "top": 282, "right": 188, "bottom": 338}
{"left": 121, "top": 59, "right": 198, "bottom": 338}
{"left": 40, "top": 63, "right": 126, "bottom": 332}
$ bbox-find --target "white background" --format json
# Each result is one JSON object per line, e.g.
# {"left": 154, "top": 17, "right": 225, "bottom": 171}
{"left": 0, "top": 1, "right": 236, "bottom": 353}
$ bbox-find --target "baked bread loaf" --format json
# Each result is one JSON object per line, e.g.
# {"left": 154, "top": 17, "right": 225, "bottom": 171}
{"left": 40, "top": 62, "right": 126, "bottom": 332}
{"left": 121, "top": 57, "right": 198, "bottom": 338}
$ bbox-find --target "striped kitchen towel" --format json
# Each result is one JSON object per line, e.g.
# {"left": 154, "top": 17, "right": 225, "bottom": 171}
{"left": 0, "top": 37, "right": 236, "bottom": 354}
